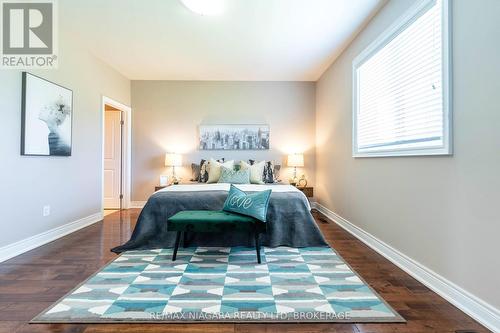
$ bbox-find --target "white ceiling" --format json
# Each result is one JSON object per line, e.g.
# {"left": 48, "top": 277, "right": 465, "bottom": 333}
{"left": 62, "top": 0, "right": 385, "bottom": 81}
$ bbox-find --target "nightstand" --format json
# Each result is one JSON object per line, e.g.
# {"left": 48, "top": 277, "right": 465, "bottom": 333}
{"left": 297, "top": 186, "right": 313, "bottom": 198}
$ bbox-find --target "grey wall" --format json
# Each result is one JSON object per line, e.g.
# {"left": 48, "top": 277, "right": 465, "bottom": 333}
{"left": 131, "top": 81, "right": 316, "bottom": 201}
{"left": 0, "top": 29, "right": 130, "bottom": 248}
{"left": 316, "top": 0, "right": 500, "bottom": 309}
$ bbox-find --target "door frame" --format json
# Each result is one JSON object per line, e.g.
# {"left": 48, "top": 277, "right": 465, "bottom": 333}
{"left": 101, "top": 96, "right": 132, "bottom": 210}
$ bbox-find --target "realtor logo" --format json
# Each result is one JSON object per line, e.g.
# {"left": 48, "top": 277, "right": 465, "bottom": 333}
{"left": 1, "top": 0, "right": 57, "bottom": 68}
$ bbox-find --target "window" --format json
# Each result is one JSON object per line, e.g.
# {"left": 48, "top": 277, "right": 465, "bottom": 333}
{"left": 353, "top": 0, "right": 451, "bottom": 157}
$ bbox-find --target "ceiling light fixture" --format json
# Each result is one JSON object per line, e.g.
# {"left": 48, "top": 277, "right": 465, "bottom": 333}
{"left": 180, "top": 0, "right": 225, "bottom": 16}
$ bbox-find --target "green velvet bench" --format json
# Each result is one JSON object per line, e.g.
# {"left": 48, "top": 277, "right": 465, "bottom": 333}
{"left": 167, "top": 210, "right": 266, "bottom": 263}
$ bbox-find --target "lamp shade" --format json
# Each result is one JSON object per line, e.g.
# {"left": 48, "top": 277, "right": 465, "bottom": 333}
{"left": 165, "top": 153, "right": 182, "bottom": 167}
{"left": 287, "top": 154, "right": 304, "bottom": 167}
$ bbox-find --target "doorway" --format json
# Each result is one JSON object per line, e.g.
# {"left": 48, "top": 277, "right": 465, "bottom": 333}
{"left": 103, "top": 105, "right": 122, "bottom": 209}
{"left": 101, "top": 96, "right": 131, "bottom": 213}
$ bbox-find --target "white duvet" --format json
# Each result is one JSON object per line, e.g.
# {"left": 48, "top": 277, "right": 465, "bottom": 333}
{"left": 157, "top": 183, "right": 311, "bottom": 210}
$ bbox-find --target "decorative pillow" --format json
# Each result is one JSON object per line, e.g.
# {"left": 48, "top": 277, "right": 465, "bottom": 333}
{"left": 273, "top": 164, "right": 281, "bottom": 182}
{"left": 222, "top": 184, "right": 272, "bottom": 222}
{"left": 218, "top": 166, "right": 250, "bottom": 184}
{"left": 207, "top": 158, "right": 234, "bottom": 183}
{"left": 190, "top": 163, "right": 201, "bottom": 181}
{"left": 198, "top": 159, "right": 208, "bottom": 182}
{"left": 240, "top": 160, "right": 265, "bottom": 184}
{"left": 249, "top": 160, "right": 281, "bottom": 183}
{"left": 198, "top": 158, "right": 224, "bottom": 182}
{"left": 263, "top": 161, "right": 275, "bottom": 183}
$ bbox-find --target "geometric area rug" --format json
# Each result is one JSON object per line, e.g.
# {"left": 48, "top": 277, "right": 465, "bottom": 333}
{"left": 32, "top": 247, "right": 405, "bottom": 323}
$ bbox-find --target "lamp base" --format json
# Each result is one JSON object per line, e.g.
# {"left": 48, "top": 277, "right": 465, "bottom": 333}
{"left": 171, "top": 166, "right": 179, "bottom": 185}
{"left": 289, "top": 166, "right": 299, "bottom": 187}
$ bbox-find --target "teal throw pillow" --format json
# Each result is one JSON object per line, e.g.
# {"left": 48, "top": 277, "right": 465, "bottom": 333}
{"left": 218, "top": 166, "right": 250, "bottom": 184}
{"left": 222, "top": 184, "right": 272, "bottom": 222}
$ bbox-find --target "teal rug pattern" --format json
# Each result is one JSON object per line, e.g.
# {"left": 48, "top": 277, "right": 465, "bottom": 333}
{"left": 33, "top": 247, "right": 404, "bottom": 323}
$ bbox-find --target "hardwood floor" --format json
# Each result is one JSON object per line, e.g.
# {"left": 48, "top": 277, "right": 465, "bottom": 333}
{"left": 0, "top": 209, "right": 490, "bottom": 333}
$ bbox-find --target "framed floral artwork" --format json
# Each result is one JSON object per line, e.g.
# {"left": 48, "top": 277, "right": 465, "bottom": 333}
{"left": 21, "top": 72, "right": 73, "bottom": 156}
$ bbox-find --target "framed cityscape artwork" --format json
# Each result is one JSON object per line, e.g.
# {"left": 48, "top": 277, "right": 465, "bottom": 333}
{"left": 199, "top": 124, "right": 270, "bottom": 150}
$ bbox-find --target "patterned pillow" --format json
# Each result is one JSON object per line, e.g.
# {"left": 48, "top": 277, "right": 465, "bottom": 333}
{"left": 249, "top": 160, "right": 281, "bottom": 183}
{"left": 218, "top": 166, "right": 250, "bottom": 184}
{"left": 222, "top": 184, "right": 272, "bottom": 222}
{"left": 207, "top": 159, "right": 235, "bottom": 183}
{"left": 198, "top": 158, "right": 224, "bottom": 182}
{"left": 240, "top": 160, "right": 265, "bottom": 184}
{"left": 262, "top": 161, "right": 275, "bottom": 183}
{"left": 198, "top": 159, "right": 208, "bottom": 182}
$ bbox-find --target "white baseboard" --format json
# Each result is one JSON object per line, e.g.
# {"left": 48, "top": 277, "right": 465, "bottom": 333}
{"left": 313, "top": 203, "right": 500, "bottom": 333}
{"left": 0, "top": 212, "right": 103, "bottom": 263}
{"left": 129, "top": 201, "right": 146, "bottom": 209}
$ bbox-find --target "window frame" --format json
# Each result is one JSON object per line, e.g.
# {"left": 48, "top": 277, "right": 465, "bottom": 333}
{"left": 352, "top": 0, "right": 452, "bottom": 158}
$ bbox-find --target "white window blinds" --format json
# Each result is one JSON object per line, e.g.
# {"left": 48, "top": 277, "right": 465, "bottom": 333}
{"left": 353, "top": 0, "right": 451, "bottom": 156}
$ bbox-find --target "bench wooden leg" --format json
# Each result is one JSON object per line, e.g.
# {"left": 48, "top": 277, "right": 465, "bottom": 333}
{"left": 255, "top": 231, "right": 261, "bottom": 264}
{"left": 183, "top": 231, "right": 188, "bottom": 248}
{"left": 173, "top": 231, "right": 182, "bottom": 261}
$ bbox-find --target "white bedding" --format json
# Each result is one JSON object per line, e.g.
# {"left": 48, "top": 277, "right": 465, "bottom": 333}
{"left": 158, "top": 183, "right": 311, "bottom": 210}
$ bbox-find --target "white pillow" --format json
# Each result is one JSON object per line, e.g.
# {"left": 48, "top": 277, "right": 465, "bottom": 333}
{"left": 240, "top": 160, "right": 265, "bottom": 184}
{"left": 207, "top": 158, "right": 234, "bottom": 183}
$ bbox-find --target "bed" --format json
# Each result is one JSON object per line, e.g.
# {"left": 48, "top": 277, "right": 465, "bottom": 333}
{"left": 111, "top": 183, "right": 327, "bottom": 253}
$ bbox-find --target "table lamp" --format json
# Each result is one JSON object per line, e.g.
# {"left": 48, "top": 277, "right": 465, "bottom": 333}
{"left": 287, "top": 153, "right": 304, "bottom": 186}
{"left": 165, "top": 153, "right": 182, "bottom": 184}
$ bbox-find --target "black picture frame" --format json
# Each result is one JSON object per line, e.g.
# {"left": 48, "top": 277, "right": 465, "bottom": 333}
{"left": 21, "top": 72, "right": 73, "bottom": 156}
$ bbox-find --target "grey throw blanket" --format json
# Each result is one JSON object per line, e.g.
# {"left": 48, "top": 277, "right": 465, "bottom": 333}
{"left": 111, "top": 190, "right": 327, "bottom": 253}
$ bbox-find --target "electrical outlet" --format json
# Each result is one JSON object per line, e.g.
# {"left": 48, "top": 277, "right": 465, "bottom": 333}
{"left": 43, "top": 205, "right": 50, "bottom": 217}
